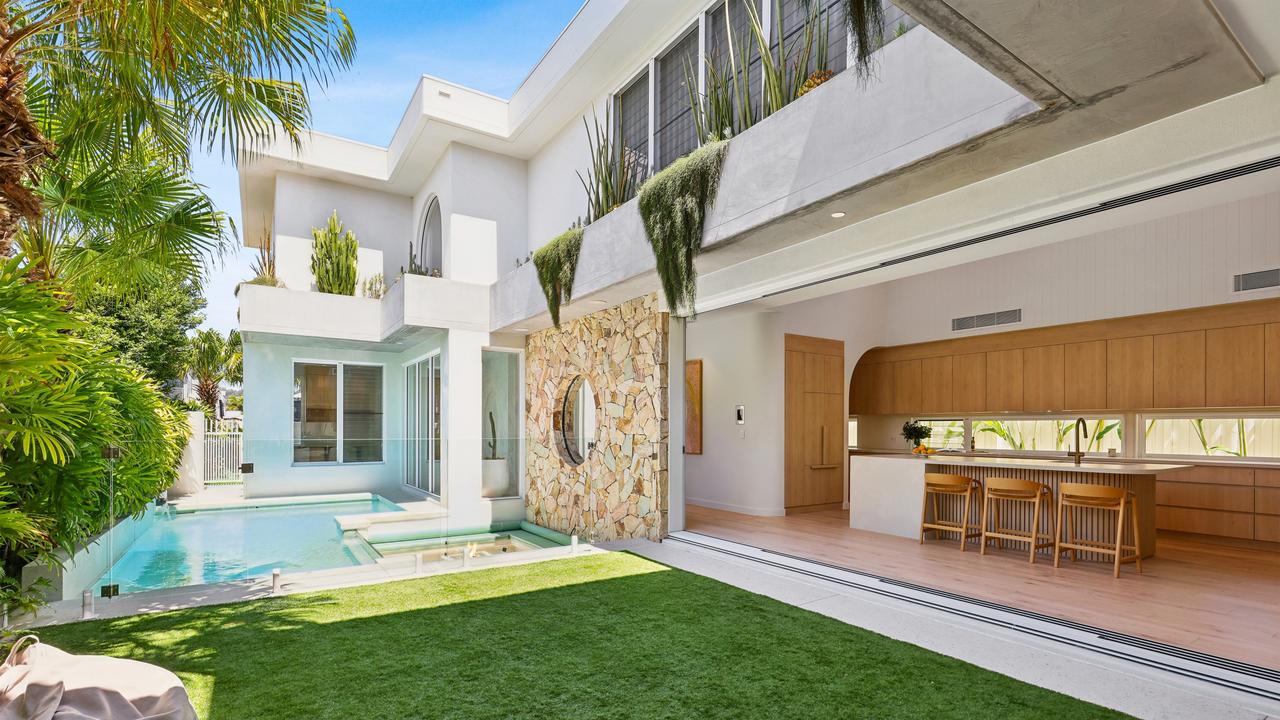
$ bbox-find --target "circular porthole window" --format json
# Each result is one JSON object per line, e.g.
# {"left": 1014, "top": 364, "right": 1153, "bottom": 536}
{"left": 557, "top": 375, "right": 598, "bottom": 466}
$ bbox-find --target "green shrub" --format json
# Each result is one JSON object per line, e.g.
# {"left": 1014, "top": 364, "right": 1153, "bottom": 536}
{"left": 532, "top": 223, "right": 584, "bottom": 329}
{"left": 637, "top": 141, "right": 728, "bottom": 317}
{"left": 310, "top": 211, "right": 358, "bottom": 295}
{"left": 0, "top": 258, "right": 190, "bottom": 590}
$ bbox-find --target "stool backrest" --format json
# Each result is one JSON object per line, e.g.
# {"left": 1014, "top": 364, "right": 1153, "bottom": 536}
{"left": 924, "top": 473, "right": 972, "bottom": 489}
{"left": 1060, "top": 482, "right": 1125, "bottom": 503}
{"left": 983, "top": 476, "right": 1043, "bottom": 495}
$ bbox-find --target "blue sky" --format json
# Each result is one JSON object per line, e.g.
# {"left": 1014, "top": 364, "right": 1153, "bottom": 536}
{"left": 200, "top": 0, "right": 584, "bottom": 333}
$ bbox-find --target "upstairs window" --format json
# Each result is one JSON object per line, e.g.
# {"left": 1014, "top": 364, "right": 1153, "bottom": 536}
{"left": 706, "top": 0, "right": 762, "bottom": 121}
{"left": 774, "top": 0, "right": 846, "bottom": 76}
{"left": 655, "top": 27, "right": 700, "bottom": 170}
{"left": 418, "top": 197, "right": 442, "bottom": 274}
{"left": 615, "top": 70, "right": 651, "bottom": 180}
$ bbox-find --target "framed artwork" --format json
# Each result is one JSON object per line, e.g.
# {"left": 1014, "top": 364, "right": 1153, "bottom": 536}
{"left": 685, "top": 359, "right": 703, "bottom": 455}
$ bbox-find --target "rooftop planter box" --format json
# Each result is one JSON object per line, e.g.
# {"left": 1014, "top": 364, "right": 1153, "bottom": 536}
{"left": 491, "top": 27, "right": 1036, "bottom": 331}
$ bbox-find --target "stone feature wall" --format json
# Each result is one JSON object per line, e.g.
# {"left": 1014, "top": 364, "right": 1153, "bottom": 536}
{"left": 526, "top": 294, "right": 669, "bottom": 541}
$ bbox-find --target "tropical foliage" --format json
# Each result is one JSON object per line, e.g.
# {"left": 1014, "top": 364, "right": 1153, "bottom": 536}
{"left": 189, "top": 329, "right": 239, "bottom": 411}
{"left": 637, "top": 140, "right": 728, "bottom": 317}
{"left": 76, "top": 279, "right": 206, "bottom": 386}
{"left": 310, "top": 211, "right": 358, "bottom": 295}
{"left": 972, "top": 418, "right": 1122, "bottom": 453}
{"left": 532, "top": 223, "right": 584, "bottom": 328}
{"left": 0, "top": 0, "right": 356, "bottom": 247}
{"left": 0, "top": 259, "right": 189, "bottom": 586}
{"left": 13, "top": 128, "right": 231, "bottom": 295}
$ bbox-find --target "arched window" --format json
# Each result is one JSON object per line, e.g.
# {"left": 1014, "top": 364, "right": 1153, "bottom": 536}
{"left": 417, "top": 197, "right": 443, "bottom": 274}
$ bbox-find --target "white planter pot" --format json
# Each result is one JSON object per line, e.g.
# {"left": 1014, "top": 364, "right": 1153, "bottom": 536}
{"left": 481, "top": 458, "right": 510, "bottom": 498}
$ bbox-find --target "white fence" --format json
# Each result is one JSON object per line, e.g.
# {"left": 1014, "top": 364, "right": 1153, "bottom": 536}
{"left": 204, "top": 419, "right": 243, "bottom": 484}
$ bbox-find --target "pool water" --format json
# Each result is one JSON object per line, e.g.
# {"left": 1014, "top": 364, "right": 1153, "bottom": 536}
{"left": 93, "top": 498, "right": 401, "bottom": 594}
{"left": 373, "top": 530, "right": 560, "bottom": 562}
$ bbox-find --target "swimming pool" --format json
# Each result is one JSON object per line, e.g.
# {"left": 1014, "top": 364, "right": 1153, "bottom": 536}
{"left": 93, "top": 496, "right": 401, "bottom": 594}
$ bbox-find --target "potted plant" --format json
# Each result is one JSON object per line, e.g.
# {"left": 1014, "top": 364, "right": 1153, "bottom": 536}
{"left": 901, "top": 420, "right": 931, "bottom": 451}
{"left": 481, "top": 412, "right": 509, "bottom": 498}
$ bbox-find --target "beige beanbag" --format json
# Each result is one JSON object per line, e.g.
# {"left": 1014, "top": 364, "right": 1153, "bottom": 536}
{"left": 0, "top": 637, "right": 196, "bottom": 719}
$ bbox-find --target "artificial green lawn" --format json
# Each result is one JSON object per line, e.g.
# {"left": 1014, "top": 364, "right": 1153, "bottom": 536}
{"left": 37, "top": 554, "right": 1127, "bottom": 719}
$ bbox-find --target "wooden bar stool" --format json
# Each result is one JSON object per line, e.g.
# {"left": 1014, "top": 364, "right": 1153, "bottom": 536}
{"left": 980, "top": 477, "right": 1055, "bottom": 563}
{"left": 1054, "top": 482, "right": 1142, "bottom": 578}
{"left": 920, "top": 473, "right": 982, "bottom": 551}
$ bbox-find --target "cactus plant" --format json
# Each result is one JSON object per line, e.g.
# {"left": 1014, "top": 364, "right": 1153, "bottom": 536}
{"left": 310, "top": 211, "right": 358, "bottom": 295}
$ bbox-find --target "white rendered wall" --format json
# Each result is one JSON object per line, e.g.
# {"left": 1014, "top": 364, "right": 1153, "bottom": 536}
{"left": 274, "top": 172, "right": 413, "bottom": 282}
{"left": 450, "top": 144, "right": 528, "bottom": 278}
{"left": 409, "top": 144, "right": 528, "bottom": 284}
{"left": 242, "top": 340, "right": 413, "bottom": 498}
{"left": 524, "top": 98, "right": 602, "bottom": 252}
{"left": 684, "top": 310, "right": 787, "bottom": 516}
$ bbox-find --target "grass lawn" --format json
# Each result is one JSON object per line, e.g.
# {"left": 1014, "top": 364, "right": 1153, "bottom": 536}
{"left": 37, "top": 553, "right": 1127, "bottom": 719}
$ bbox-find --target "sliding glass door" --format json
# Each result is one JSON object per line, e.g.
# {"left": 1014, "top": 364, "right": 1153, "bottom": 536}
{"left": 404, "top": 353, "right": 442, "bottom": 496}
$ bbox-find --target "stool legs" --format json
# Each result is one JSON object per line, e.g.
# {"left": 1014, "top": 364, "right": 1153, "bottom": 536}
{"left": 1132, "top": 499, "right": 1142, "bottom": 574}
{"left": 1053, "top": 496, "right": 1065, "bottom": 568}
{"left": 1112, "top": 495, "right": 1126, "bottom": 578}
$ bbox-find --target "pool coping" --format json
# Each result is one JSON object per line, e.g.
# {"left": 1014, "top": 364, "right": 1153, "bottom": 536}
{"left": 18, "top": 542, "right": 606, "bottom": 628}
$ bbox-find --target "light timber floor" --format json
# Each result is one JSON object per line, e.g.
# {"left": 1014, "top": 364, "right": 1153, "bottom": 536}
{"left": 685, "top": 504, "right": 1280, "bottom": 670}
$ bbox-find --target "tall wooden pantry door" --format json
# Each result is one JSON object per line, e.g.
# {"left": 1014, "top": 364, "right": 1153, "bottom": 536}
{"left": 784, "top": 334, "right": 845, "bottom": 511}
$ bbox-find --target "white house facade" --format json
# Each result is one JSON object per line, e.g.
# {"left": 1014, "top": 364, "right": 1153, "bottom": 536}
{"left": 237, "top": 0, "right": 1280, "bottom": 549}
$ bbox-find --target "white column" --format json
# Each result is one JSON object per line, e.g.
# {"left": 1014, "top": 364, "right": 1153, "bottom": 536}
{"left": 443, "top": 329, "right": 490, "bottom": 527}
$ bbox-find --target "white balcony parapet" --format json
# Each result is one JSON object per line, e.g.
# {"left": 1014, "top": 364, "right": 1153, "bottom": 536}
{"left": 490, "top": 28, "right": 1036, "bottom": 331}
{"left": 240, "top": 273, "right": 489, "bottom": 346}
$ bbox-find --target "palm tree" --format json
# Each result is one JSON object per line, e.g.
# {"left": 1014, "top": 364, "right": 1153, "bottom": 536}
{"left": 0, "top": 0, "right": 356, "bottom": 249}
{"left": 14, "top": 132, "right": 230, "bottom": 293}
{"left": 189, "top": 328, "right": 228, "bottom": 412}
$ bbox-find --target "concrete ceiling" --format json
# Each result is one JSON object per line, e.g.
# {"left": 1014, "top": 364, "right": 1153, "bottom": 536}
{"left": 681, "top": 0, "right": 1269, "bottom": 317}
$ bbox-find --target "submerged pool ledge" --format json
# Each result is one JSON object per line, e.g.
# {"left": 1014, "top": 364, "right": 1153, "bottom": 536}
{"left": 170, "top": 491, "right": 387, "bottom": 514}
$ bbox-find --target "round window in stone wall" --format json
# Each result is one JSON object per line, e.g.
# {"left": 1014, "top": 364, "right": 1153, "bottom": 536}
{"left": 557, "top": 375, "right": 598, "bottom": 466}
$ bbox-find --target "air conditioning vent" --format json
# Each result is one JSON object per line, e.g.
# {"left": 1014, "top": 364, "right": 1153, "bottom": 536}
{"left": 1234, "top": 268, "right": 1280, "bottom": 292}
{"left": 952, "top": 309, "right": 1021, "bottom": 332}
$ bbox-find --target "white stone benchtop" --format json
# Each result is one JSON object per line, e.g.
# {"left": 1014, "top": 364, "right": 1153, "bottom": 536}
{"left": 854, "top": 453, "right": 1191, "bottom": 475}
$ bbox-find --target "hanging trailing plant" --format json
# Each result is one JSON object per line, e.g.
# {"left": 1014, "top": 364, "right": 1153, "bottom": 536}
{"left": 839, "top": 0, "right": 887, "bottom": 79}
{"left": 532, "top": 221, "right": 584, "bottom": 328}
{"left": 637, "top": 140, "right": 728, "bottom": 318}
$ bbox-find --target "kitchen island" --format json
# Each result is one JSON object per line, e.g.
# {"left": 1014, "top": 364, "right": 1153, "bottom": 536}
{"left": 849, "top": 453, "right": 1192, "bottom": 558}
